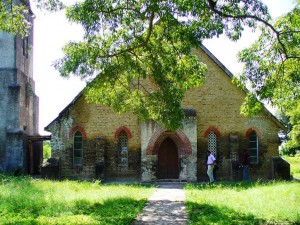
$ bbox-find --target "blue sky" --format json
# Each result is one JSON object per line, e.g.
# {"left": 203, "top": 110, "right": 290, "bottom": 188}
{"left": 32, "top": 0, "right": 296, "bottom": 134}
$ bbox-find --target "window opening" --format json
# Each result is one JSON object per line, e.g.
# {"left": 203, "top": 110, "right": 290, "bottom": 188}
{"left": 23, "top": 37, "right": 28, "bottom": 58}
{"left": 208, "top": 131, "right": 217, "bottom": 156}
{"left": 73, "top": 131, "right": 83, "bottom": 165}
{"left": 248, "top": 131, "right": 258, "bottom": 164}
{"left": 118, "top": 131, "right": 128, "bottom": 169}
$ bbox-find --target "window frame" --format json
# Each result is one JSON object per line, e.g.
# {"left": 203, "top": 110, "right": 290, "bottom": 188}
{"left": 208, "top": 130, "right": 217, "bottom": 156}
{"left": 73, "top": 131, "right": 83, "bottom": 166}
{"left": 248, "top": 131, "right": 259, "bottom": 164}
{"left": 118, "top": 130, "right": 128, "bottom": 169}
{"left": 23, "top": 37, "right": 29, "bottom": 58}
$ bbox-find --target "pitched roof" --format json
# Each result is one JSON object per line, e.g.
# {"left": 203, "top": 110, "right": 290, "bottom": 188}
{"left": 45, "top": 44, "right": 285, "bottom": 131}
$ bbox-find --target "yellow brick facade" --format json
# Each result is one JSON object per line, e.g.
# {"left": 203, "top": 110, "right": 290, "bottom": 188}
{"left": 45, "top": 46, "right": 287, "bottom": 181}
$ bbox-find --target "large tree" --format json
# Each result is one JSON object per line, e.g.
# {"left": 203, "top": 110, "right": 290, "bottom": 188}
{"left": 237, "top": 6, "right": 300, "bottom": 147}
{"left": 2, "top": 0, "right": 299, "bottom": 136}
{"left": 54, "top": 0, "right": 276, "bottom": 130}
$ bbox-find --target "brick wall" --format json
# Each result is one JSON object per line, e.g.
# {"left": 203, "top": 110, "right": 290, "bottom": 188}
{"left": 185, "top": 48, "right": 283, "bottom": 181}
{"left": 47, "top": 98, "right": 142, "bottom": 180}
{"left": 47, "top": 47, "right": 284, "bottom": 181}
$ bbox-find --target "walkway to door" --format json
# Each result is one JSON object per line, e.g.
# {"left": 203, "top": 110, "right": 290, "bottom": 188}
{"left": 131, "top": 182, "right": 188, "bottom": 225}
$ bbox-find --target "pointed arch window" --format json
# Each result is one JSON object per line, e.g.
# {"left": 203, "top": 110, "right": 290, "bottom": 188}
{"left": 208, "top": 131, "right": 217, "bottom": 156}
{"left": 73, "top": 131, "right": 83, "bottom": 165}
{"left": 118, "top": 130, "right": 128, "bottom": 168}
{"left": 249, "top": 131, "right": 259, "bottom": 164}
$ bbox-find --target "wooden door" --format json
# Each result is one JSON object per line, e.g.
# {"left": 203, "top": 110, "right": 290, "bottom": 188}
{"left": 157, "top": 138, "right": 179, "bottom": 179}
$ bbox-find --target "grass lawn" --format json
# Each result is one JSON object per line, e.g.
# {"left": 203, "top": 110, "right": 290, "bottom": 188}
{"left": 0, "top": 174, "right": 155, "bottom": 225}
{"left": 283, "top": 153, "right": 300, "bottom": 180}
{"left": 1, "top": 172, "right": 299, "bottom": 225}
{"left": 185, "top": 181, "right": 300, "bottom": 225}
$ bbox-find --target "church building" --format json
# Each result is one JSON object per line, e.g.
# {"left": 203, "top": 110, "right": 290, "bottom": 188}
{"left": 45, "top": 45, "right": 289, "bottom": 182}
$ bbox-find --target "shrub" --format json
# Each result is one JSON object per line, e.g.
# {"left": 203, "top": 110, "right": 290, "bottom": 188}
{"left": 43, "top": 141, "right": 51, "bottom": 159}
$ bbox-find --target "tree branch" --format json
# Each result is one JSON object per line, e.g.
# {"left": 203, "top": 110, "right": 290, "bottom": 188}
{"left": 206, "top": 0, "right": 289, "bottom": 59}
{"left": 100, "top": 11, "right": 155, "bottom": 58}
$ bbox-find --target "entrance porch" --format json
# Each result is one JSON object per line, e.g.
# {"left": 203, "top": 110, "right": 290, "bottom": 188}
{"left": 141, "top": 113, "right": 197, "bottom": 182}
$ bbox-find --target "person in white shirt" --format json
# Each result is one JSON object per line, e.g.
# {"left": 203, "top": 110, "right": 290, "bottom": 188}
{"left": 207, "top": 150, "right": 216, "bottom": 183}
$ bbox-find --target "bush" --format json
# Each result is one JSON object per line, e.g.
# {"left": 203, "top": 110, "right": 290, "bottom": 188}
{"left": 43, "top": 141, "right": 51, "bottom": 159}
{"left": 279, "top": 145, "right": 298, "bottom": 156}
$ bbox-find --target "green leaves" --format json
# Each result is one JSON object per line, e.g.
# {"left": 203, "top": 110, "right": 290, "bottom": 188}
{"left": 238, "top": 6, "right": 300, "bottom": 146}
{"left": 56, "top": 0, "right": 276, "bottom": 130}
{"left": 240, "top": 92, "right": 264, "bottom": 117}
{"left": 4, "top": 0, "right": 298, "bottom": 135}
{"left": 0, "top": 0, "right": 65, "bottom": 36}
{"left": 78, "top": 20, "right": 207, "bottom": 130}
{"left": 0, "top": 1, "right": 31, "bottom": 37}
{"left": 286, "top": 102, "right": 300, "bottom": 149}
{"left": 32, "top": 0, "right": 65, "bottom": 12}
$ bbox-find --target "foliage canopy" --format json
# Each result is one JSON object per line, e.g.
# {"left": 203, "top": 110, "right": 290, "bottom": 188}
{"left": 1, "top": 0, "right": 299, "bottom": 138}
{"left": 0, "top": 0, "right": 31, "bottom": 36}
{"left": 54, "top": 0, "right": 275, "bottom": 130}
{"left": 237, "top": 6, "right": 300, "bottom": 147}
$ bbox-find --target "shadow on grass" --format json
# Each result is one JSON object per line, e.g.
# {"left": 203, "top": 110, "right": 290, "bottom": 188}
{"left": 0, "top": 174, "right": 150, "bottom": 225}
{"left": 187, "top": 202, "right": 266, "bottom": 225}
{"left": 74, "top": 197, "right": 147, "bottom": 224}
{"left": 1, "top": 197, "right": 147, "bottom": 225}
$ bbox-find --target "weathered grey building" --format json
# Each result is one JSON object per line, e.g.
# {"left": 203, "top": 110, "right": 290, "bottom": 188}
{"left": 0, "top": 1, "right": 45, "bottom": 173}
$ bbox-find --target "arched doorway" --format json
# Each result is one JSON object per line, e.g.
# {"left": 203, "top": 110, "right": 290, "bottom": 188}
{"left": 157, "top": 138, "right": 179, "bottom": 179}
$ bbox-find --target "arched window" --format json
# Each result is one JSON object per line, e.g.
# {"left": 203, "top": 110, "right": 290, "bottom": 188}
{"left": 73, "top": 131, "right": 83, "bottom": 165}
{"left": 118, "top": 131, "right": 128, "bottom": 168}
{"left": 208, "top": 131, "right": 217, "bottom": 156}
{"left": 248, "top": 131, "right": 259, "bottom": 164}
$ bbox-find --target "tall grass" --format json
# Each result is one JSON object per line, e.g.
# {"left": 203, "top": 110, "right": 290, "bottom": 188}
{"left": 185, "top": 182, "right": 300, "bottom": 225}
{"left": 2, "top": 174, "right": 299, "bottom": 225}
{"left": 0, "top": 174, "right": 155, "bottom": 225}
{"left": 283, "top": 153, "right": 300, "bottom": 179}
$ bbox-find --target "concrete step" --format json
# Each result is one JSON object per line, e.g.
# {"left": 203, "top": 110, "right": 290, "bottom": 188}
{"left": 154, "top": 179, "right": 188, "bottom": 183}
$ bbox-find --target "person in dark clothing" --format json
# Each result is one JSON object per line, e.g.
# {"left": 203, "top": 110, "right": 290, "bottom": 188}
{"left": 241, "top": 149, "right": 250, "bottom": 181}
{"left": 213, "top": 156, "right": 218, "bottom": 181}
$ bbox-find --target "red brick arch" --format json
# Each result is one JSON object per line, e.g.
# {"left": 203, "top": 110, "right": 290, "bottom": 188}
{"left": 204, "top": 126, "right": 221, "bottom": 138}
{"left": 70, "top": 125, "right": 87, "bottom": 140}
{"left": 114, "top": 126, "right": 133, "bottom": 139}
{"left": 146, "top": 129, "right": 192, "bottom": 156}
{"left": 246, "top": 127, "right": 262, "bottom": 139}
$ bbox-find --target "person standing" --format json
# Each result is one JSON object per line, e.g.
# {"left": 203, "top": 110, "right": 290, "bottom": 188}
{"left": 242, "top": 149, "right": 250, "bottom": 181}
{"left": 207, "top": 150, "right": 216, "bottom": 183}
